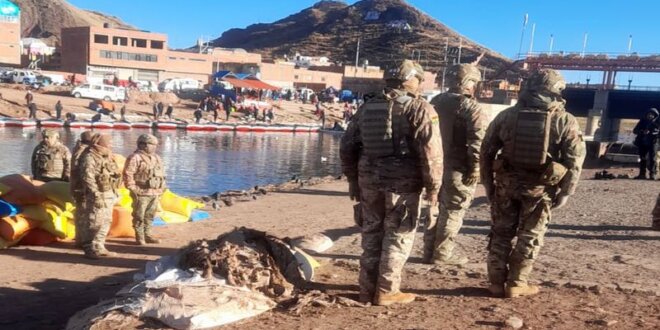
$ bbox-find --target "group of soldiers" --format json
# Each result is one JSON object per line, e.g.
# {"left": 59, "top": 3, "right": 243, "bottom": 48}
{"left": 340, "top": 59, "right": 588, "bottom": 305}
{"left": 31, "top": 130, "right": 166, "bottom": 259}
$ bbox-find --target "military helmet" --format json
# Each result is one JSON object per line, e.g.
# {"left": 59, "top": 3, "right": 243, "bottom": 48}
{"left": 80, "top": 131, "right": 95, "bottom": 143}
{"left": 385, "top": 59, "right": 425, "bottom": 82}
{"left": 522, "top": 69, "right": 566, "bottom": 96}
{"left": 446, "top": 63, "right": 481, "bottom": 88}
{"left": 137, "top": 134, "right": 158, "bottom": 145}
{"left": 42, "top": 129, "right": 59, "bottom": 139}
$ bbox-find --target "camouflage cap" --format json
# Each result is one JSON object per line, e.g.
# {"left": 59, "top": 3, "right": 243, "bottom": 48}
{"left": 385, "top": 59, "right": 425, "bottom": 82}
{"left": 42, "top": 129, "right": 59, "bottom": 139}
{"left": 137, "top": 134, "right": 158, "bottom": 145}
{"left": 446, "top": 63, "right": 481, "bottom": 88}
{"left": 522, "top": 69, "right": 566, "bottom": 96}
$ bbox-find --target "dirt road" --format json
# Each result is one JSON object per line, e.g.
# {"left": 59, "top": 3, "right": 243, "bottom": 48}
{"left": 0, "top": 172, "right": 658, "bottom": 329}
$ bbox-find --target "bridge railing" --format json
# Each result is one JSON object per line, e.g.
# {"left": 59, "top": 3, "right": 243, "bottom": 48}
{"left": 517, "top": 51, "right": 660, "bottom": 61}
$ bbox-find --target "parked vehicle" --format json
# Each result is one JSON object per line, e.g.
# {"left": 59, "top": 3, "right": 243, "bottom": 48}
{"left": 72, "top": 83, "right": 126, "bottom": 101}
{"left": 9, "top": 70, "right": 37, "bottom": 84}
{"left": 209, "top": 80, "right": 237, "bottom": 102}
{"left": 159, "top": 78, "right": 202, "bottom": 92}
{"left": 41, "top": 73, "right": 66, "bottom": 85}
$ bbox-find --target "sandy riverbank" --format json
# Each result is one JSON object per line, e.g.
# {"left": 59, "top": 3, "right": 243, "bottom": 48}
{"left": 0, "top": 168, "right": 658, "bottom": 329}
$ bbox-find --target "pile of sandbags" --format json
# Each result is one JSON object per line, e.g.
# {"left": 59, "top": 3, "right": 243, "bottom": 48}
{"left": 0, "top": 173, "right": 207, "bottom": 249}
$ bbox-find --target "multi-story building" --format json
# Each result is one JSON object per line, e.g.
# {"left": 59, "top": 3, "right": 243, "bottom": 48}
{"left": 0, "top": 0, "right": 21, "bottom": 66}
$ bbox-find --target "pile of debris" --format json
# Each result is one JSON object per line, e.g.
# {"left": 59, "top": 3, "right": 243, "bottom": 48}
{"left": 593, "top": 170, "right": 632, "bottom": 180}
{"left": 66, "top": 227, "right": 359, "bottom": 330}
{"left": 127, "top": 90, "right": 179, "bottom": 106}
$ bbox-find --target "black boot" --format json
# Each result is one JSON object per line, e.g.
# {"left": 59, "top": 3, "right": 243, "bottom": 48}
{"left": 636, "top": 161, "right": 647, "bottom": 179}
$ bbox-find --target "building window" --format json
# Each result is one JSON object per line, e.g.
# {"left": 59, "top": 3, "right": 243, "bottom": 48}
{"left": 131, "top": 38, "right": 147, "bottom": 48}
{"left": 112, "top": 36, "right": 128, "bottom": 46}
{"left": 294, "top": 75, "right": 299, "bottom": 79}
{"left": 169, "top": 57, "right": 177, "bottom": 60}
{"left": 94, "top": 34, "right": 109, "bottom": 44}
{"left": 321, "top": 77, "right": 326, "bottom": 82}
{"left": 151, "top": 40, "right": 164, "bottom": 49}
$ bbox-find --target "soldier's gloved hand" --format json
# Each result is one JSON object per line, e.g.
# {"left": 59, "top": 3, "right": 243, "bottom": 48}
{"left": 552, "top": 192, "right": 570, "bottom": 210}
{"left": 463, "top": 168, "right": 480, "bottom": 186}
{"left": 348, "top": 180, "right": 360, "bottom": 201}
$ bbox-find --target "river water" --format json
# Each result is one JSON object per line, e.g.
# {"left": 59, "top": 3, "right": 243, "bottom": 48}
{"left": 0, "top": 128, "right": 343, "bottom": 196}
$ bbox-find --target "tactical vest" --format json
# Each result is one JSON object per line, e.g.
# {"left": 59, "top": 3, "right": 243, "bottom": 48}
{"left": 97, "top": 156, "right": 121, "bottom": 193}
{"left": 359, "top": 95, "right": 413, "bottom": 159}
{"left": 35, "top": 146, "right": 64, "bottom": 178}
{"left": 511, "top": 108, "right": 553, "bottom": 169}
{"left": 134, "top": 154, "right": 165, "bottom": 190}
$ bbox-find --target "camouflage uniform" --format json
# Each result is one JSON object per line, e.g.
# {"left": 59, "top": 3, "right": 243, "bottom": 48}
{"left": 481, "top": 69, "right": 586, "bottom": 296}
{"left": 341, "top": 60, "right": 443, "bottom": 303}
{"left": 78, "top": 135, "right": 121, "bottom": 258}
{"left": 653, "top": 193, "right": 660, "bottom": 230}
{"left": 31, "top": 130, "right": 71, "bottom": 182}
{"left": 426, "top": 64, "right": 487, "bottom": 264}
{"left": 123, "top": 134, "right": 166, "bottom": 244}
{"left": 70, "top": 131, "right": 96, "bottom": 247}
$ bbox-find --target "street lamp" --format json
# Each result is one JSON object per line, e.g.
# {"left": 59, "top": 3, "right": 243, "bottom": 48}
{"left": 628, "top": 77, "right": 633, "bottom": 90}
{"left": 586, "top": 77, "right": 590, "bottom": 88}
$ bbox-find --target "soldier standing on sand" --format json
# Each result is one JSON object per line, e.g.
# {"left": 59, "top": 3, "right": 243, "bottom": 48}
{"left": 481, "top": 69, "right": 586, "bottom": 298}
{"left": 70, "top": 131, "right": 97, "bottom": 247}
{"left": 424, "top": 63, "right": 487, "bottom": 265}
{"left": 31, "top": 129, "right": 71, "bottom": 182}
{"left": 78, "top": 134, "right": 121, "bottom": 259}
{"left": 341, "top": 60, "right": 443, "bottom": 306}
{"left": 123, "top": 134, "right": 165, "bottom": 245}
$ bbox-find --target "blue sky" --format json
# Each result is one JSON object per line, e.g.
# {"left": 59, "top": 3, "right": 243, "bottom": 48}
{"left": 68, "top": 0, "right": 659, "bottom": 86}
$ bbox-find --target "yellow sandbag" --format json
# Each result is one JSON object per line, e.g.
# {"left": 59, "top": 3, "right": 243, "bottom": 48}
{"left": 158, "top": 210, "right": 189, "bottom": 224}
{"left": 108, "top": 206, "right": 135, "bottom": 238}
{"left": 22, "top": 201, "right": 76, "bottom": 240}
{"left": 116, "top": 188, "right": 133, "bottom": 210}
{"left": 38, "top": 181, "right": 74, "bottom": 208}
{"left": 0, "top": 174, "right": 46, "bottom": 206}
{"left": 160, "top": 189, "right": 204, "bottom": 218}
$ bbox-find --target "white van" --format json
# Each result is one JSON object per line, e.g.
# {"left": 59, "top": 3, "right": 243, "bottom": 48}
{"left": 159, "top": 78, "right": 202, "bottom": 92}
{"left": 11, "top": 70, "right": 37, "bottom": 84}
{"left": 71, "top": 83, "right": 126, "bottom": 101}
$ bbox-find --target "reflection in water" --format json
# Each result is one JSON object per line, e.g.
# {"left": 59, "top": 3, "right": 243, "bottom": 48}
{"left": 0, "top": 128, "right": 342, "bottom": 196}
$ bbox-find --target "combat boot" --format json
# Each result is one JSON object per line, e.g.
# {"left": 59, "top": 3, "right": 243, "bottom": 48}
{"left": 488, "top": 284, "right": 505, "bottom": 298}
{"left": 145, "top": 235, "right": 161, "bottom": 244}
{"left": 135, "top": 231, "right": 146, "bottom": 246}
{"left": 97, "top": 249, "right": 117, "bottom": 258}
{"left": 432, "top": 254, "right": 468, "bottom": 266}
{"left": 373, "top": 290, "right": 416, "bottom": 306}
{"left": 505, "top": 284, "right": 540, "bottom": 298}
{"left": 358, "top": 291, "right": 373, "bottom": 304}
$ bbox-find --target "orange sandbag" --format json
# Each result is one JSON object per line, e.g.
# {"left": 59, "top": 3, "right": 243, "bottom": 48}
{"left": 108, "top": 206, "right": 135, "bottom": 238}
{"left": 0, "top": 215, "right": 39, "bottom": 241}
{"left": 19, "top": 228, "right": 57, "bottom": 246}
{"left": 0, "top": 174, "right": 46, "bottom": 206}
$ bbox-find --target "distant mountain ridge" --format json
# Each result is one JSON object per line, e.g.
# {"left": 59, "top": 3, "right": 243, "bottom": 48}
{"left": 13, "top": 0, "right": 133, "bottom": 45}
{"left": 209, "top": 0, "right": 512, "bottom": 75}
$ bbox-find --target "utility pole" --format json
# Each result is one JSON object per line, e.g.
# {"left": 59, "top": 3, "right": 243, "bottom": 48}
{"left": 528, "top": 23, "right": 536, "bottom": 55}
{"left": 442, "top": 37, "right": 448, "bottom": 91}
{"left": 627, "top": 35, "right": 633, "bottom": 54}
{"left": 517, "top": 13, "right": 529, "bottom": 59}
{"left": 581, "top": 33, "right": 588, "bottom": 57}
{"left": 549, "top": 34, "right": 554, "bottom": 55}
{"left": 354, "top": 37, "right": 361, "bottom": 70}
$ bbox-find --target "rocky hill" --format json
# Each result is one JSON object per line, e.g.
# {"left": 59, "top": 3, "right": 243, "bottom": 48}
{"left": 12, "top": 0, "right": 132, "bottom": 46}
{"left": 210, "top": 0, "right": 512, "bottom": 76}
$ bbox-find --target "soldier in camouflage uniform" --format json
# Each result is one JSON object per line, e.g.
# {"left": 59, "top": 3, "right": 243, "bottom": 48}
{"left": 480, "top": 69, "right": 586, "bottom": 298}
{"left": 653, "top": 193, "right": 660, "bottom": 230}
{"left": 79, "top": 133, "right": 121, "bottom": 259}
{"left": 341, "top": 60, "right": 443, "bottom": 306}
{"left": 123, "top": 134, "right": 166, "bottom": 245}
{"left": 31, "top": 129, "right": 71, "bottom": 182}
{"left": 424, "top": 63, "right": 487, "bottom": 265}
{"left": 70, "top": 131, "right": 97, "bottom": 247}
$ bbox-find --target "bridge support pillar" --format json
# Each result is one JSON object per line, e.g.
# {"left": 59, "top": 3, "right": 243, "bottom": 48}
{"left": 593, "top": 90, "right": 621, "bottom": 142}
{"left": 585, "top": 108, "right": 602, "bottom": 137}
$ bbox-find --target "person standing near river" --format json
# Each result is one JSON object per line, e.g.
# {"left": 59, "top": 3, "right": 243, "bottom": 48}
{"left": 341, "top": 59, "right": 443, "bottom": 306}
{"left": 78, "top": 134, "right": 121, "bottom": 259}
{"left": 124, "top": 134, "right": 166, "bottom": 245}
{"left": 54, "top": 100, "right": 63, "bottom": 120}
{"left": 31, "top": 129, "right": 71, "bottom": 182}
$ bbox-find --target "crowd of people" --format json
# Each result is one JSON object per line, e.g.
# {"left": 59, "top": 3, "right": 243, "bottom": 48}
{"left": 30, "top": 130, "right": 166, "bottom": 259}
